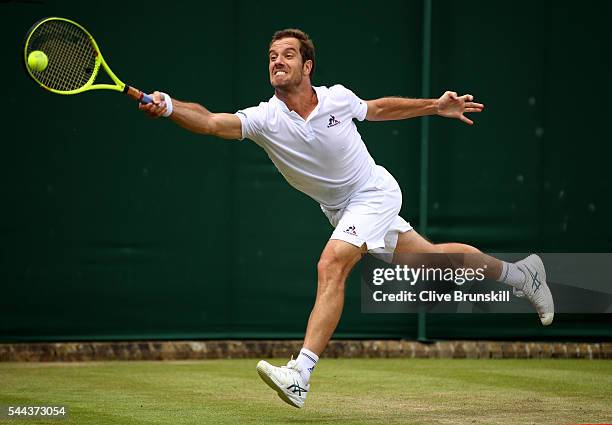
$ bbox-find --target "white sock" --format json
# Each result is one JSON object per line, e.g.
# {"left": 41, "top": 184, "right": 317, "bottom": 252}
{"left": 295, "top": 347, "right": 318, "bottom": 383}
{"left": 498, "top": 261, "right": 526, "bottom": 290}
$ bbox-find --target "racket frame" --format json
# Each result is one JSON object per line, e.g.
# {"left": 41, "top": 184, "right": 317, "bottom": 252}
{"left": 24, "top": 17, "right": 151, "bottom": 102}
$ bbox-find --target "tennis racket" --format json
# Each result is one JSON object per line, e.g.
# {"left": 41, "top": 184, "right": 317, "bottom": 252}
{"left": 23, "top": 17, "right": 153, "bottom": 103}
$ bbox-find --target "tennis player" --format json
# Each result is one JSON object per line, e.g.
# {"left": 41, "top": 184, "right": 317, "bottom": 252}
{"left": 140, "top": 29, "right": 554, "bottom": 409}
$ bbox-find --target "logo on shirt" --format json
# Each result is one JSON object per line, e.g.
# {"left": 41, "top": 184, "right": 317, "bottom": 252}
{"left": 344, "top": 225, "right": 357, "bottom": 236}
{"left": 327, "top": 114, "right": 341, "bottom": 128}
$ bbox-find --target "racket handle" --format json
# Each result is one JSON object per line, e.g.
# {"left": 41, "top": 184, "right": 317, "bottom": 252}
{"left": 124, "top": 85, "right": 153, "bottom": 104}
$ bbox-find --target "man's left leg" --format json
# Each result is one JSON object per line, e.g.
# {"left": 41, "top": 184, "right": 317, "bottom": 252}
{"left": 393, "top": 230, "right": 554, "bottom": 325}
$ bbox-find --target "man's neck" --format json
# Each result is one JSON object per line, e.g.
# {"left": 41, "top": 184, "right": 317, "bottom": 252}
{"left": 275, "top": 83, "right": 318, "bottom": 120}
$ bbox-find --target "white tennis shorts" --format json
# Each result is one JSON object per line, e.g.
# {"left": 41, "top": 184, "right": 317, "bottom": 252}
{"left": 321, "top": 165, "right": 412, "bottom": 257}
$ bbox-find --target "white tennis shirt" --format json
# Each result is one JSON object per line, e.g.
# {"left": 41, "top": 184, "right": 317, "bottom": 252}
{"left": 235, "top": 85, "right": 377, "bottom": 209}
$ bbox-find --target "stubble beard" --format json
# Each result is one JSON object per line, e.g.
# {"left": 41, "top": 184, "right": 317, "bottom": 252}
{"left": 271, "top": 71, "right": 303, "bottom": 93}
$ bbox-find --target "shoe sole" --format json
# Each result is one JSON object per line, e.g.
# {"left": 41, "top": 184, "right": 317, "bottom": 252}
{"left": 540, "top": 312, "right": 554, "bottom": 326}
{"left": 522, "top": 254, "right": 554, "bottom": 326}
{"left": 256, "top": 361, "right": 302, "bottom": 408}
{"left": 530, "top": 254, "right": 554, "bottom": 326}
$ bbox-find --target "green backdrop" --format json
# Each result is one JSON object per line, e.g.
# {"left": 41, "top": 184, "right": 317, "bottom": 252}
{"left": 1, "top": 0, "right": 610, "bottom": 342}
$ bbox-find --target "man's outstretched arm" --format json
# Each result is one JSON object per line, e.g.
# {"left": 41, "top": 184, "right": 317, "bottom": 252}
{"left": 365, "top": 91, "right": 484, "bottom": 125}
{"left": 139, "top": 91, "right": 242, "bottom": 140}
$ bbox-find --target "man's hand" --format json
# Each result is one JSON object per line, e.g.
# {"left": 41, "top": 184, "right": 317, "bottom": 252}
{"left": 138, "top": 91, "right": 168, "bottom": 118}
{"left": 436, "top": 91, "right": 484, "bottom": 125}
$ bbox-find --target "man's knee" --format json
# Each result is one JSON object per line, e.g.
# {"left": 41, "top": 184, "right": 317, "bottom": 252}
{"left": 419, "top": 242, "right": 479, "bottom": 255}
{"left": 435, "top": 243, "right": 481, "bottom": 254}
{"left": 316, "top": 254, "right": 352, "bottom": 293}
{"left": 317, "top": 255, "right": 344, "bottom": 282}
{"left": 316, "top": 240, "right": 363, "bottom": 293}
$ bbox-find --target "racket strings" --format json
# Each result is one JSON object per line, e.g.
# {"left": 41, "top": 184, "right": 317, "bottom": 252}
{"left": 27, "top": 20, "right": 98, "bottom": 92}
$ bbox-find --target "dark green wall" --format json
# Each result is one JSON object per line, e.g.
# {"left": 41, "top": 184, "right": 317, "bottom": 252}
{"left": 1, "top": 0, "right": 610, "bottom": 342}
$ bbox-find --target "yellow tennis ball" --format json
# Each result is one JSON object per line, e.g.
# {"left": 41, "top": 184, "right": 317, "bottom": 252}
{"left": 28, "top": 50, "right": 48, "bottom": 72}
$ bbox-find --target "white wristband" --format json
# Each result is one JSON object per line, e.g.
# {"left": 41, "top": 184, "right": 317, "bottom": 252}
{"left": 160, "top": 92, "right": 173, "bottom": 117}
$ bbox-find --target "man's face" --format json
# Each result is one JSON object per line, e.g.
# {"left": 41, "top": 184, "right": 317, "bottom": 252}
{"left": 268, "top": 37, "right": 310, "bottom": 89}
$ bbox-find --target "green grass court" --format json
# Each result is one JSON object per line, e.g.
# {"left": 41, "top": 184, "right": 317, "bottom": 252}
{"left": 1, "top": 358, "right": 610, "bottom": 424}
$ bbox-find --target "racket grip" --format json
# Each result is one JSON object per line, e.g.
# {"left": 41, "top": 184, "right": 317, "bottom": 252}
{"left": 124, "top": 85, "right": 153, "bottom": 104}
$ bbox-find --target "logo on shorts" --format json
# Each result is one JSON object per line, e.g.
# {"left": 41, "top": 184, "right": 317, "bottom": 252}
{"left": 327, "top": 114, "right": 341, "bottom": 128}
{"left": 344, "top": 225, "right": 357, "bottom": 236}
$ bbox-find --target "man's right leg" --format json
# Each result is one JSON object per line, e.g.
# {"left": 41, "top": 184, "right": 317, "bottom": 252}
{"left": 256, "top": 239, "right": 363, "bottom": 408}
{"left": 302, "top": 239, "right": 364, "bottom": 354}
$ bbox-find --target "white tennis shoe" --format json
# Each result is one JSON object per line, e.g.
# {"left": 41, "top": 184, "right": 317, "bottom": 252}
{"left": 513, "top": 254, "right": 555, "bottom": 326}
{"left": 256, "top": 358, "right": 309, "bottom": 408}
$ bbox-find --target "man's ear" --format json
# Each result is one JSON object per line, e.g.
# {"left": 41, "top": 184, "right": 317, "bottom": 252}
{"left": 303, "top": 59, "right": 313, "bottom": 76}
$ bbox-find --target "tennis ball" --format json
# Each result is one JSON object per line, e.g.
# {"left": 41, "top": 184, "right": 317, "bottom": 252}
{"left": 28, "top": 50, "right": 48, "bottom": 72}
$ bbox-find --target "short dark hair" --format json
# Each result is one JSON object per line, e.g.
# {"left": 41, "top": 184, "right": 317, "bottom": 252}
{"left": 270, "top": 29, "right": 316, "bottom": 78}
